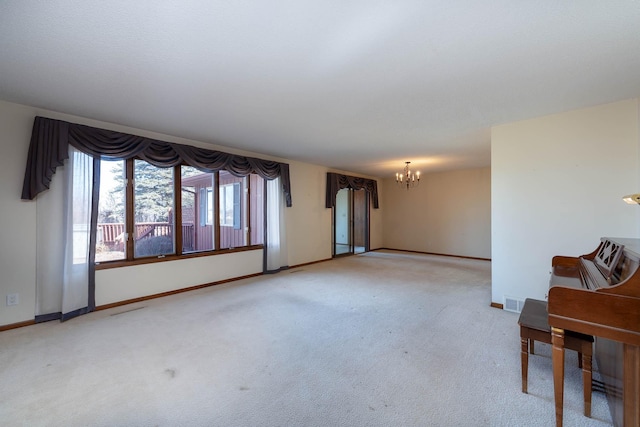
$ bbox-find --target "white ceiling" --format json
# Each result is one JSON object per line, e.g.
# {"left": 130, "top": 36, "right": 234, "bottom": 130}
{"left": 1, "top": 1, "right": 639, "bottom": 178}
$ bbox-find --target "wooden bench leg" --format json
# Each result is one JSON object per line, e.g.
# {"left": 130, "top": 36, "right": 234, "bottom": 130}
{"left": 521, "top": 337, "right": 529, "bottom": 393}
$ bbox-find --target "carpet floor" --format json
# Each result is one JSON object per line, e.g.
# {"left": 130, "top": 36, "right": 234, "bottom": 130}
{"left": 0, "top": 250, "right": 613, "bottom": 426}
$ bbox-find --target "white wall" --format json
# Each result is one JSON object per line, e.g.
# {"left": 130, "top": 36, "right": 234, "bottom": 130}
{"left": 491, "top": 99, "right": 640, "bottom": 305}
{"left": 0, "top": 99, "right": 382, "bottom": 326}
{"left": 0, "top": 102, "right": 37, "bottom": 326}
{"left": 96, "top": 250, "right": 263, "bottom": 305}
{"left": 382, "top": 167, "right": 491, "bottom": 259}
{"left": 285, "top": 161, "right": 333, "bottom": 266}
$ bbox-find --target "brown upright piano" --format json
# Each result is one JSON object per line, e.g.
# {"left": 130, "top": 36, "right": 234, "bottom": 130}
{"left": 548, "top": 237, "right": 640, "bottom": 427}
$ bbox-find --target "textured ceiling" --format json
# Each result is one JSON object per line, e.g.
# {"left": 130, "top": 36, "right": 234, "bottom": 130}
{"left": 1, "top": 1, "right": 639, "bottom": 177}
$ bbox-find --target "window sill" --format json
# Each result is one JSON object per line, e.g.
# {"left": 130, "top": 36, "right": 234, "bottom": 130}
{"left": 95, "top": 245, "right": 264, "bottom": 270}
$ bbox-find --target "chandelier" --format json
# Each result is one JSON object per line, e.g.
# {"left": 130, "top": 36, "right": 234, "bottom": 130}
{"left": 396, "top": 161, "right": 420, "bottom": 190}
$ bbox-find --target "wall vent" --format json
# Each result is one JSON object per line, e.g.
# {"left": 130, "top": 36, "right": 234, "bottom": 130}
{"left": 504, "top": 296, "right": 525, "bottom": 313}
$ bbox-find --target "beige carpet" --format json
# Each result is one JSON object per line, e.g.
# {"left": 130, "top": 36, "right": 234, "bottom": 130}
{"left": 0, "top": 250, "right": 613, "bottom": 426}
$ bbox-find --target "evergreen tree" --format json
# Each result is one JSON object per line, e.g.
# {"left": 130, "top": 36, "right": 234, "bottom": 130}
{"left": 133, "top": 160, "right": 174, "bottom": 223}
{"left": 105, "top": 160, "right": 174, "bottom": 223}
{"left": 101, "top": 161, "right": 208, "bottom": 224}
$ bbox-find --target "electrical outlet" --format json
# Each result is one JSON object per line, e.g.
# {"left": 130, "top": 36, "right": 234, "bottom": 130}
{"left": 6, "top": 293, "right": 19, "bottom": 306}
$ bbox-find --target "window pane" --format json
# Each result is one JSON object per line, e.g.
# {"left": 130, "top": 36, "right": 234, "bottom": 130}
{"left": 219, "top": 184, "right": 236, "bottom": 227}
{"left": 134, "top": 160, "right": 175, "bottom": 258}
{"left": 181, "top": 166, "right": 215, "bottom": 253}
{"left": 219, "top": 171, "right": 245, "bottom": 249}
{"left": 250, "top": 174, "right": 265, "bottom": 245}
{"left": 207, "top": 189, "right": 214, "bottom": 225}
{"left": 96, "top": 159, "right": 126, "bottom": 262}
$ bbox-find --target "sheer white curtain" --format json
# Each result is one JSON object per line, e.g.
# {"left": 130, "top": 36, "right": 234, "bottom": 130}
{"left": 266, "top": 177, "right": 287, "bottom": 272}
{"left": 36, "top": 147, "right": 93, "bottom": 321}
{"left": 35, "top": 168, "right": 65, "bottom": 319}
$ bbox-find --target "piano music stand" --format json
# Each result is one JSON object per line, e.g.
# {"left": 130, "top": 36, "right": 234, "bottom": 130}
{"left": 518, "top": 298, "right": 594, "bottom": 417}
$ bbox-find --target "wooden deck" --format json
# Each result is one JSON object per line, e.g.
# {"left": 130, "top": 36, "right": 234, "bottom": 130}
{"left": 97, "top": 222, "right": 195, "bottom": 252}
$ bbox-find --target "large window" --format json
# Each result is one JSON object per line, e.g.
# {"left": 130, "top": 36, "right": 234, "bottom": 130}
{"left": 95, "top": 159, "right": 265, "bottom": 264}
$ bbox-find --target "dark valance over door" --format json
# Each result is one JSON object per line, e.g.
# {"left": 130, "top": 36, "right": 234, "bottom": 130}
{"left": 326, "top": 172, "right": 379, "bottom": 209}
{"left": 21, "top": 116, "right": 292, "bottom": 206}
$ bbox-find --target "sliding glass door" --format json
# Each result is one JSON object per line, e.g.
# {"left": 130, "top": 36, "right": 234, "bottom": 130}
{"left": 333, "top": 188, "right": 369, "bottom": 257}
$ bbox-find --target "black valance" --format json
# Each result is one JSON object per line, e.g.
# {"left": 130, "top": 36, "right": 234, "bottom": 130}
{"left": 326, "top": 172, "right": 379, "bottom": 209}
{"left": 21, "top": 116, "right": 292, "bottom": 206}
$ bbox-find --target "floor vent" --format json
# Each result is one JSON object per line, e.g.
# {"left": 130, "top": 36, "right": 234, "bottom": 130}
{"left": 504, "top": 296, "right": 525, "bottom": 313}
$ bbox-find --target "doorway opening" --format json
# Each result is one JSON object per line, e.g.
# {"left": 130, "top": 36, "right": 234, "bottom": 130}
{"left": 333, "top": 188, "right": 369, "bottom": 257}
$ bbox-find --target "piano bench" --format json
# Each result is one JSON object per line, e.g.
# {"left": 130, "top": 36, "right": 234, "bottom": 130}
{"left": 517, "top": 298, "right": 594, "bottom": 418}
